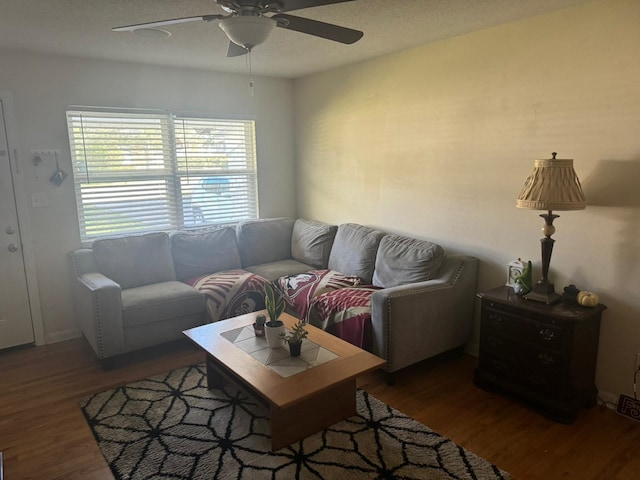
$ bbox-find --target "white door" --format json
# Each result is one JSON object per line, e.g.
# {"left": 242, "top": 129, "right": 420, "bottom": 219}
{"left": 0, "top": 98, "right": 34, "bottom": 349}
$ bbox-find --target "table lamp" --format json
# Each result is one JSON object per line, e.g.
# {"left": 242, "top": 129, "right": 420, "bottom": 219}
{"left": 516, "top": 152, "right": 586, "bottom": 303}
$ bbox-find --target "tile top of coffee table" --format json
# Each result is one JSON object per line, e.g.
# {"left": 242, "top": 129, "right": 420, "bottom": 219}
{"left": 220, "top": 325, "right": 338, "bottom": 378}
{"left": 184, "top": 311, "right": 386, "bottom": 409}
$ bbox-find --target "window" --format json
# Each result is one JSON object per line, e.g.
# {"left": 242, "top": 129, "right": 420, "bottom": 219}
{"left": 66, "top": 108, "right": 258, "bottom": 242}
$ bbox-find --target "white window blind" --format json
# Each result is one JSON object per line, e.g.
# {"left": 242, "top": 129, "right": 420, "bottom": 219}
{"left": 66, "top": 109, "right": 258, "bottom": 242}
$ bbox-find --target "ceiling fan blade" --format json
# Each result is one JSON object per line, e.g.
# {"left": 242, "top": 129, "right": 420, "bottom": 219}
{"left": 227, "top": 41, "right": 249, "bottom": 57}
{"left": 112, "top": 15, "right": 223, "bottom": 32}
{"left": 272, "top": 14, "right": 363, "bottom": 44}
{"left": 278, "top": 0, "right": 355, "bottom": 13}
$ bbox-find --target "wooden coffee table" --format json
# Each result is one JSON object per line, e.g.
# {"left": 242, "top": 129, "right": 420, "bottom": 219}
{"left": 183, "top": 311, "right": 385, "bottom": 451}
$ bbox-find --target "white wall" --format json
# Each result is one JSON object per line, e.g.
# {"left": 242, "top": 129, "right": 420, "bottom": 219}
{"left": 293, "top": 0, "right": 640, "bottom": 401}
{"left": 0, "top": 49, "right": 295, "bottom": 343}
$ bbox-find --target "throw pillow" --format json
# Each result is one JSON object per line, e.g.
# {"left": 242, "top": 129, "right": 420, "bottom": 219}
{"left": 291, "top": 218, "right": 337, "bottom": 269}
{"left": 372, "top": 234, "right": 444, "bottom": 288}
{"left": 93, "top": 232, "right": 175, "bottom": 289}
{"left": 327, "top": 223, "right": 385, "bottom": 284}
{"left": 236, "top": 217, "right": 296, "bottom": 267}
{"left": 170, "top": 227, "right": 241, "bottom": 281}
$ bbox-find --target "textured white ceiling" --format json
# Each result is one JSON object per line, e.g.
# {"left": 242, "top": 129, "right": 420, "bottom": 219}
{"left": 0, "top": 0, "right": 590, "bottom": 78}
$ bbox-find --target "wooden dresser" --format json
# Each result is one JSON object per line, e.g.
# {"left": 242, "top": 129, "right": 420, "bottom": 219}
{"left": 474, "top": 286, "right": 605, "bottom": 423}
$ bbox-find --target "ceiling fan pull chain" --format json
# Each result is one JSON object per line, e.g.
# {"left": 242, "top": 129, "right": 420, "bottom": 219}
{"left": 247, "top": 49, "right": 255, "bottom": 96}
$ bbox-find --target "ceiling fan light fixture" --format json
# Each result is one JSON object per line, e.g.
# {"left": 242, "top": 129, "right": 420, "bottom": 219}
{"left": 218, "top": 16, "right": 276, "bottom": 49}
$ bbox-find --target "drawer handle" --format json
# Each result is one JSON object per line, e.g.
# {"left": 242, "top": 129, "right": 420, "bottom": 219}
{"left": 539, "top": 328, "right": 557, "bottom": 341}
{"left": 488, "top": 313, "right": 504, "bottom": 326}
{"left": 488, "top": 337, "right": 503, "bottom": 348}
{"left": 538, "top": 352, "right": 555, "bottom": 365}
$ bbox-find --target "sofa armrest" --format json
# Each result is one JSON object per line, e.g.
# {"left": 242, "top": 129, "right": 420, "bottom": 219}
{"left": 74, "top": 272, "right": 125, "bottom": 359}
{"left": 70, "top": 248, "right": 98, "bottom": 276}
{"left": 370, "top": 255, "right": 478, "bottom": 372}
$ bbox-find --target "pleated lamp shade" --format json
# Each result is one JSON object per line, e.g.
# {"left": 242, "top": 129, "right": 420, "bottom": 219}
{"left": 516, "top": 153, "right": 586, "bottom": 211}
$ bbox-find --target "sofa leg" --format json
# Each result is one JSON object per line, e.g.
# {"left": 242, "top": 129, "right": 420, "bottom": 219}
{"left": 385, "top": 371, "right": 396, "bottom": 386}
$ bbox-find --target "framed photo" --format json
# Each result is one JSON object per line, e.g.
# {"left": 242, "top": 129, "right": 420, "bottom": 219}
{"left": 506, "top": 259, "right": 524, "bottom": 288}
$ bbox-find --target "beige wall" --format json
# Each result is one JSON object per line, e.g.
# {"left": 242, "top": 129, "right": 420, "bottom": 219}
{"left": 293, "top": 0, "right": 640, "bottom": 401}
{"left": 0, "top": 49, "right": 295, "bottom": 343}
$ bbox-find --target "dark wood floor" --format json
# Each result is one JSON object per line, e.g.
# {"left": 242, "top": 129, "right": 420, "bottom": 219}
{"left": 1, "top": 337, "right": 639, "bottom": 479}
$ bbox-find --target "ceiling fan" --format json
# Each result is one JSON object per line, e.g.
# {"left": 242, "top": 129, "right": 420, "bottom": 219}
{"left": 113, "top": 0, "right": 363, "bottom": 57}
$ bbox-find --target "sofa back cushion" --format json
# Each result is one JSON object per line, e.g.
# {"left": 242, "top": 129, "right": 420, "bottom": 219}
{"left": 328, "top": 223, "right": 385, "bottom": 284}
{"left": 291, "top": 219, "right": 338, "bottom": 269}
{"left": 170, "top": 227, "right": 241, "bottom": 281}
{"left": 92, "top": 232, "right": 176, "bottom": 289}
{"left": 372, "top": 234, "right": 445, "bottom": 288}
{"left": 236, "top": 217, "right": 296, "bottom": 267}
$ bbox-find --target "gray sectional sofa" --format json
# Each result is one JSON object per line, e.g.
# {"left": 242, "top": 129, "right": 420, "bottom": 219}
{"left": 70, "top": 217, "right": 478, "bottom": 374}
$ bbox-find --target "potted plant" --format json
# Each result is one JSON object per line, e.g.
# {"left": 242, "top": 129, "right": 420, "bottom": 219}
{"left": 253, "top": 314, "right": 266, "bottom": 337}
{"left": 281, "top": 320, "right": 309, "bottom": 356}
{"left": 264, "top": 283, "right": 285, "bottom": 348}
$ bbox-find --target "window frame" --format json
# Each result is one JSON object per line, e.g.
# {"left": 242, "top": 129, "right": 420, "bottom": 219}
{"left": 66, "top": 107, "right": 259, "bottom": 243}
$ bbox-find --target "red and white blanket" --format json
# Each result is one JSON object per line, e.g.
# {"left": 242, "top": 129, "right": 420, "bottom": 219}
{"left": 307, "top": 286, "right": 381, "bottom": 350}
{"left": 186, "top": 267, "right": 379, "bottom": 351}
{"left": 185, "top": 269, "right": 268, "bottom": 323}
{"left": 274, "top": 269, "right": 362, "bottom": 321}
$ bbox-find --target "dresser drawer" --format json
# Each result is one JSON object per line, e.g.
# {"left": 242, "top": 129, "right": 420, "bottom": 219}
{"left": 479, "top": 352, "right": 564, "bottom": 395}
{"left": 481, "top": 332, "right": 567, "bottom": 373}
{"left": 483, "top": 305, "right": 565, "bottom": 351}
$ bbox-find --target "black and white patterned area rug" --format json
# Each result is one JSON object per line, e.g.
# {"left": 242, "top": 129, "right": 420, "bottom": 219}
{"left": 81, "top": 364, "right": 511, "bottom": 480}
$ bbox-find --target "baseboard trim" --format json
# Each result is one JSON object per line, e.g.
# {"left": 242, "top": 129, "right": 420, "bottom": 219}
{"left": 45, "top": 328, "right": 82, "bottom": 344}
{"left": 465, "top": 342, "right": 479, "bottom": 357}
{"left": 598, "top": 390, "right": 619, "bottom": 410}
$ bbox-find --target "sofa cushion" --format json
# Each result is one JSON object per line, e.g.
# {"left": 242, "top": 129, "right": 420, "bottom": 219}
{"left": 93, "top": 232, "right": 176, "bottom": 289}
{"left": 328, "top": 224, "right": 385, "bottom": 284}
{"left": 245, "top": 259, "right": 314, "bottom": 282}
{"left": 121, "top": 281, "right": 204, "bottom": 327}
{"left": 291, "top": 219, "right": 337, "bottom": 269}
{"left": 236, "top": 217, "right": 296, "bottom": 267}
{"left": 274, "top": 269, "right": 362, "bottom": 320}
{"left": 185, "top": 269, "right": 268, "bottom": 323}
{"left": 170, "top": 227, "right": 241, "bottom": 281}
{"left": 373, "top": 234, "right": 445, "bottom": 288}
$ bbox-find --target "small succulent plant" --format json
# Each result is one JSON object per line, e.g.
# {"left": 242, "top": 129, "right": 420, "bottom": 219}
{"left": 281, "top": 320, "right": 309, "bottom": 345}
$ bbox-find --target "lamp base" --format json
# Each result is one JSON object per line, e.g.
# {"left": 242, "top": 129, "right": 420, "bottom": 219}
{"left": 524, "top": 281, "right": 563, "bottom": 304}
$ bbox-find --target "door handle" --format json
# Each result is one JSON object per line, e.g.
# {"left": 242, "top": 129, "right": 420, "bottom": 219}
{"left": 8, "top": 243, "right": 19, "bottom": 252}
